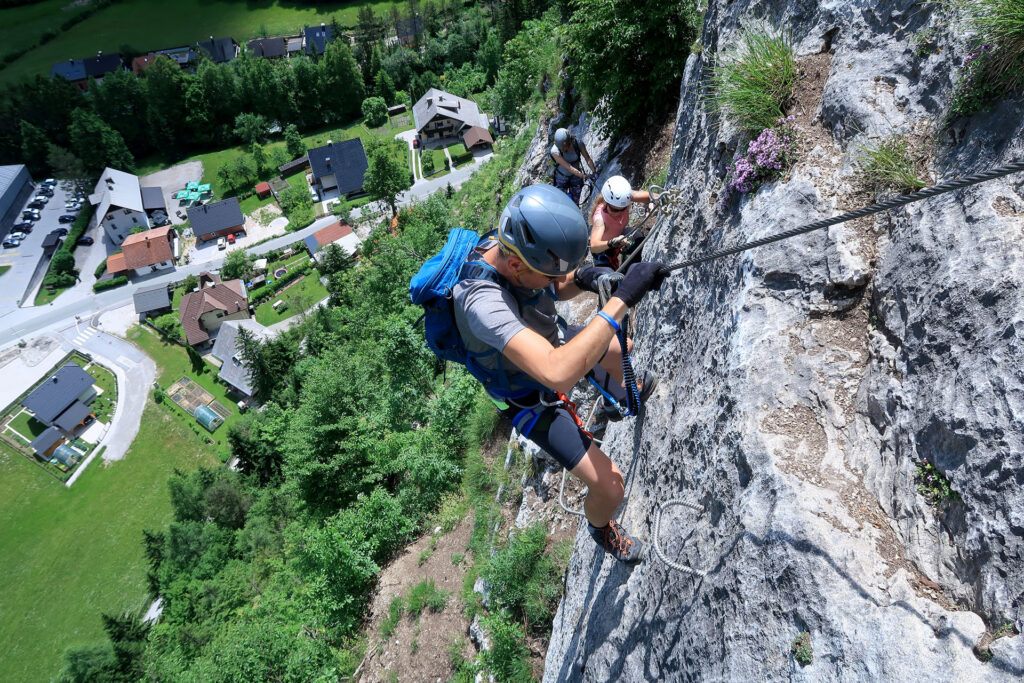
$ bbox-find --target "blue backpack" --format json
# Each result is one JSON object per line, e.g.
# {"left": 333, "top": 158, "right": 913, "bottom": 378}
{"left": 409, "top": 228, "right": 548, "bottom": 400}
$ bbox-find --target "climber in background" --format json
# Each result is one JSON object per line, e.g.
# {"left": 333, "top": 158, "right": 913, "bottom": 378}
{"left": 590, "top": 175, "right": 653, "bottom": 270}
{"left": 551, "top": 127, "right": 596, "bottom": 205}
{"left": 411, "top": 184, "right": 666, "bottom": 564}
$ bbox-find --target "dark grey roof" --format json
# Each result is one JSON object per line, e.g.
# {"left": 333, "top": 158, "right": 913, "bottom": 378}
{"left": 307, "top": 139, "right": 368, "bottom": 194}
{"left": 54, "top": 400, "right": 92, "bottom": 432}
{"left": 278, "top": 154, "right": 308, "bottom": 174}
{"left": 412, "top": 88, "right": 483, "bottom": 133}
{"left": 140, "top": 186, "right": 166, "bottom": 211}
{"left": 248, "top": 37, "right": 287, "bottom": 58}
{"left": 84, "top": 53, "right": 122, "bottom": 77}
{"left": 21, "top": 363, "right": 94, "bottom": 424}
{"left": 187, "top": 198, "right": 244, "bottom": 238}
{"left": 303, "top": 234, "right": 319, "bottom": 254}
{"left": 211, "top": 320, "right": 269, "bottom": 397}
{"left": 197, "top": 37, "right": 237, "bottom": 63}
{"left": 51, "top": 59, "right": 86, "bottom": 81}
{"left": 29, "top": 426, "right": 63, "bottom": 455}
{"left": 133, "top": 283, "right": 171, "bottom": 314}
{"left": 304, "top": 24, "right": 335, "bottom": 54}
{"left": 42, "top": 232, "right": 62, "bottom": 248}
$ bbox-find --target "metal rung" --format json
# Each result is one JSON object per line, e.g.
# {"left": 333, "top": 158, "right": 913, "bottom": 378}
{"left": 652, "top": 498, "right": 707, "bottom": 576}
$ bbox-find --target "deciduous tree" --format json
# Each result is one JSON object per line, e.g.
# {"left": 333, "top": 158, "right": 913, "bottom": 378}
{"left": 361, "top": 96, "right": 388, "bottom": 127}
{"left": 363, "top": 136, "right": 411, "bottom": 216}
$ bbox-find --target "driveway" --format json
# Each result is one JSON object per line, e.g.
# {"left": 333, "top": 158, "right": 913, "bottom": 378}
{"left": 140, "top": 161, "right": 204, "bottom": 225}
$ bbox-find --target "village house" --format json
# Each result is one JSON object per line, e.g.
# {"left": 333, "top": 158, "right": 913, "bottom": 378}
{"left": 105, "top": 226, "right": 178, "bottom": 278}
{"left": 88, "top": 168, "right": 167, "bottom": 245}
{"left": 178, "top": 272, "right": 250, "bottom": 347}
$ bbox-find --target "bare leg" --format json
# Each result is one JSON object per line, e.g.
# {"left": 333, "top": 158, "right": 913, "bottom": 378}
{"left": 570, "top": 441, "right": 624, "bottom": 528}
{"left": 597, "top": 334, "right": 634, "bottom": 387}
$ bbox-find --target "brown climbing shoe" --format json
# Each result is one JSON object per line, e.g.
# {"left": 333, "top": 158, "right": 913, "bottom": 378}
{"left": 589, "top": 520, "right": 644, "bottom": 564}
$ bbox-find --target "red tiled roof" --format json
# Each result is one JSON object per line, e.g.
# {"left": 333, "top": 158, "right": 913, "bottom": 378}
{"left": 312, "top": 221, "right": 353, "bottom": 246}
{"left": 254, "top": 182, "right": 271, "bottom": 193}
{"left": 131, "top": 53, "right": 168, "bottom": 75}
{"left": 120, "top": 226, "right": 176, "bottom": 270}
{"left": 179, "top": 279, "right": 249, "bottom": 345}
{"left": 106, "top": 253, "right": 128, "bottom": 274}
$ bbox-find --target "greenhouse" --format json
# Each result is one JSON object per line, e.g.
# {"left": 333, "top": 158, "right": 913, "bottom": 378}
{"left": 194, "top": 404, "right": 224, "bottom": 433}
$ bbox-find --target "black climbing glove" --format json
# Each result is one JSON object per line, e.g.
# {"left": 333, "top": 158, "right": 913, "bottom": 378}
{"left": 574, "top": 265, "right": 614, "bottom": 293}
{"left": 613, "top": 260, "right": 669, "bottom": 307}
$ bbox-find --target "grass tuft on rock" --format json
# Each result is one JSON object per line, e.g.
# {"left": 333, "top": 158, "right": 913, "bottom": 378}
{"left": 791, "top": 631, "right": 813, "bottom": 666}
{"left": 854, "top": 135, "right": 928, "bottom": 193}
{"left": 706, "top": 27, "right": 798, "bottom": 132}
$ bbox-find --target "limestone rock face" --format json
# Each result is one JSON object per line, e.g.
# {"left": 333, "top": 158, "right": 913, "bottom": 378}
{"left": 544, "top": 0, "right": 1024, "bottom": 679}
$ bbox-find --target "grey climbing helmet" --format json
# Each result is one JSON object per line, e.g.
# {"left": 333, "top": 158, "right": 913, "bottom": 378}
{"left": 497, "top": 184, "right": 589, "bottom": 277}
{"left": 553, "top": 127, "right": 571, "bottom": 149}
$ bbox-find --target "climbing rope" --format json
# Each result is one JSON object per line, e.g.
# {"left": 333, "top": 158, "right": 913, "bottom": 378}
{"left": 665, "top": 159, "right": 1024, "bottom": 272}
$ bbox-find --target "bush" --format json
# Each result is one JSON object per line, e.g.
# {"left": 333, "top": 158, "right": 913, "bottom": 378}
{"left": 94, "top": 260, "right": 107, "bottom": 279}
{"left": 481, "top": 614, "right": 532, "bottom": 683}
{"left": 152, "top": 312, "right": 183, "bottom": 342}
{"left": 707, "top": 28, "right": 798, "bottom": 132}
{"left": 483, "top": 524, "right": 570, "bottom": 634}
{"left": 93, "top": 276, "right": 128, "bottom": 292}
{"left": 854, "top": 135, "right": 927, "bottom": 193}
{"left": 361, "top": 96, "right": 388, "bottom": 127}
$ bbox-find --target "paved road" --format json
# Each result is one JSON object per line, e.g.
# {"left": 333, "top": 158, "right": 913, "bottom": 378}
{"left": 0, "top": 149, "right": 496, "bottom": 352}
{"left": 0, "top": 182, "right": 74, "bottom": 309}
{"left": 0, "top": 214, "right": 339, "bottom": 350}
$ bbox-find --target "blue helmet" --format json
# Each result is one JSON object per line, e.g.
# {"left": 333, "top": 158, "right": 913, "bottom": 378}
{"left": 497, "top": 184, "right": 589, "bottom": 277}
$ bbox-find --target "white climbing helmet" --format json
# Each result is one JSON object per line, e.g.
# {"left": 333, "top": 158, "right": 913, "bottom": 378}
{"left": 601, "top": 175, "right": 632, "bottom": 208}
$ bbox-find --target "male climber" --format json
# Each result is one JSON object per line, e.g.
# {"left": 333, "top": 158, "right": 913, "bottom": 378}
{"left": 452, "top": 184, "right": 666, "bottom": 563}
{"left": 550, "top": 127, "right": 596, "bottom": 205}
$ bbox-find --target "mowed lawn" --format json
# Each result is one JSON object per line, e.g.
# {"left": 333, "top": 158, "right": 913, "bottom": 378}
{"left": 0, "top": 0, "right": 89, "bottom": 60}
{"left": 0, "top": 0, "right": 409, "bottom": 85}
{"left": 0, "top": 409, "right": 218, "bottom": 682}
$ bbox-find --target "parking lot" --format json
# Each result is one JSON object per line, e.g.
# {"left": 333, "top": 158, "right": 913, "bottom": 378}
{"left": 0, "top": 180, "right": 104, "bottom": 312}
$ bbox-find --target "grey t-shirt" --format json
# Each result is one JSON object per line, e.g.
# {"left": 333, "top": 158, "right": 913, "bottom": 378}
{"left": 550, "top": 141, "right": 581, "bottom": 179}
{"left": 453, "top": 268, "right": 562, "bottom": 395}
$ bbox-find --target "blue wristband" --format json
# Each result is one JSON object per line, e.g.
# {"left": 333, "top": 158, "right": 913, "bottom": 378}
{"left": 595, "top": 311, "right": 620, "bottom": 332}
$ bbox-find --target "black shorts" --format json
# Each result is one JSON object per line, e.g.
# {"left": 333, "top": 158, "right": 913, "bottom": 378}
{"left": 496, "top": 331, "right": 627, "bottom": 471}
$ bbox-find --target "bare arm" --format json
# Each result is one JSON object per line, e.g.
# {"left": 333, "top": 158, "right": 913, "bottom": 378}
{"left": 590, "top": 203, "right": 610, "bottom": 254}
{"left": 501, "top": 298, "right": 628, "bottom": 393}
{"left": 552, "top": 152, "right": 586, "bottom": 179}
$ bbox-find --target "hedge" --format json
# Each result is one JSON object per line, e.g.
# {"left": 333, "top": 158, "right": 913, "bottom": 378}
{"left": 67, "top": 203, "right": 95, "bottom": 253}
{"left": 93, "top": 276, "right": 128, "bottom": 292}
{"left": 94, "top": 260, "right": 107, "bottom": 279}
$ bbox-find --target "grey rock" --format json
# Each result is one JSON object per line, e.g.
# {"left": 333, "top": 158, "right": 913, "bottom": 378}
{"left": 544, "top": 0, "right": 1024, "bottom": 680}
{"left": 469, "top": 614, "right": 492, "bottom": 652}
{"left": 473, "top": 576, "right": 491, "bottom": 609}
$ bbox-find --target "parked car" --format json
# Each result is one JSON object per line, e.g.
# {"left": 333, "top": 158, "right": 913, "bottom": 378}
{"left": 37, "top": 186, "right": 54, "bottom": 196}
{"left": 9, "top": 231, "right": 27, "bottom": 241}
{"left": 13, "top": 221, "right": 33, "bottom": 232}
{"left": 226, "top": 233, "right": 235, "bottom": 244}
{"left": 217, "top": 237, "right": 226, "bottom": 250}
{"left": 32, "top": 194, "right": 49, "bottom": 203}
{"left": 23, "top": 209, "right": 40, "bottom": 220}
{"left": 58, "top": 214, "right": 77, "bottom": 223}
{"left": 41, "top": 178, "right": 56, "bottom": 186}
{"left": 64, "top": 201, "right": 81, "bottom": 210}
{"left": 76, "top": 236, "right": 94, "bottom": 246}
{"left": 310, "top": 192, "right": 319, "bottom": 202}
{"left": 2, "top": 239, "right": 19, "bottom": 249}
{"left": 55, "top": 227, "right": 69, "bottom": 236}
{"left": 28, "top": 200, "right": 46, "bottom": 209}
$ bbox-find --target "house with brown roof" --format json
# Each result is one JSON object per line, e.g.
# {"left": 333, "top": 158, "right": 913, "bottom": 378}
{"left": 303, "top": 221, "right": 360, "bottom": 260}
{"left": 106, "top": 226, "right": 178, "bottom": 278}
{"left": 179, "top": 272, "right": 251, "bottom": 347}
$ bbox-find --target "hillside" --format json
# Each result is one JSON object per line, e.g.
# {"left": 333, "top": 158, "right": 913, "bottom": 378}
{"left": 545, "top": 0, "right": 1024, "bottom": 679}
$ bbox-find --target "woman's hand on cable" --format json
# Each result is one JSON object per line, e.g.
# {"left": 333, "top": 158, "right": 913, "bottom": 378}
{"left": 612, "top": 260, "right": 669, "bottom": 307}
{"left": 607, "top": 235, "right": 628, "bottom": 249}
